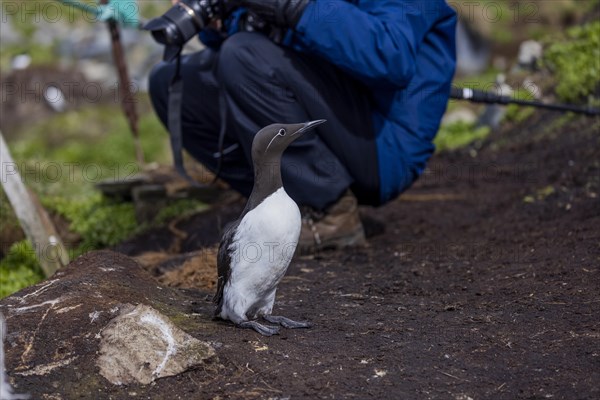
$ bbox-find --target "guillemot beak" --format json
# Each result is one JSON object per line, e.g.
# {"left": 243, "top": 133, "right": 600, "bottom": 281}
{"left": 295, "top": 119, "right": 327, "bottom": 135}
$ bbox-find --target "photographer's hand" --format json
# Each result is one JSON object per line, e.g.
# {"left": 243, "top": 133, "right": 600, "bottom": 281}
{"left": 241, "top": 0, "right": 309, "bottom": 28}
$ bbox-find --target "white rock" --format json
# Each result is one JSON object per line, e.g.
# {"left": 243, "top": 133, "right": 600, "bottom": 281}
{"left": 518, "top": 40, "right": 543, "bottom": 67}
{"left": 96, "top": 304, "right": 215, "bottom": 385}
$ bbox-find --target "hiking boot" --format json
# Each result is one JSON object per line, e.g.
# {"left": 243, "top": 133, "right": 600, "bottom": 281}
{"left": 298, "top": 190, "right": 367, "bottom": 253}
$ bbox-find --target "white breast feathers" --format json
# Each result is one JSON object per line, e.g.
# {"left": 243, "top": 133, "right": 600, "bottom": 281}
{"left": 221, "top": 187, "right": 301, "bottom": 322}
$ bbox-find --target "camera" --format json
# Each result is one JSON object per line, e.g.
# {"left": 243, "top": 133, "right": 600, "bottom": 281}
{"left": 143, "top": 0, "right": 223, "bottom": 61}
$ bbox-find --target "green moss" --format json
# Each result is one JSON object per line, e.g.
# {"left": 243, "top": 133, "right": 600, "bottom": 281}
{"left": 5, "top": 102, "right": 169, "bottom": 201}
{"left": 154, "top": 199, "right": 208, "bottom": 225}
{"left": 152, "top": 300, "right": 217, "bottom": 334}
{"left": 44, "top": 194, "right": 207, "bottom": 257}
{"left": 1, "top": 102, "right": 172, "bottom": 293}
{"left": 543, "top": 21, "right": 600, "bottom": 103}
{"left": 490, "top": 29, "right": 513, "bottom": 45}
{"left": 505, "top": 105, "right": 535, "bottom": 124}
{"left": 47, "top": 193, "right": 139, "bottom": 253}
{"left": 0, "top": 42, "right": 58, "bottom": 70}
{"left": 435, "top": 121, "right": 491, "bottom": 152}
{"left": 139, "top": 0, "right": 172, "bottom": 19}
{"left": 453, "top": 69, "right": 502, "bottom": 92}
{"left": 1, "top": 99, "right": 206, "bottom": 288}
{"left": 1, "top": 0, "right": 88, "bottom": 70}
{"left": 504, "top": 88, "right": 536, "bottom": 123}
{"left": 542, "top": 112, "right": 577, "bottom": 136}
{"left": 0, "top": 241, "right": 45, "bottom": 298}
{"left": 0, "top": 0, "right": 173, "bottom": 69}
{"left": 11, "top": 100, "right": 197, "bottom": 249}
{"left": 12, "top": 103, "right": 169, "bottom": 171}
{"left": 523, "top": 185, "right": 556, "bottom": 204}
{"left": 0, "top": 189, "right": 24, "bottom": 242}
{"left": 159, "top": 308, "right": 199, "bottom": 332}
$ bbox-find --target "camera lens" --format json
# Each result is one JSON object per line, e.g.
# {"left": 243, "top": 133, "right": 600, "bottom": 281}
{"left": 149, "top": 24, "right": 178, "bottom": 46}
{"left": 143, "top": 0, "right": 213, "bottom": 60}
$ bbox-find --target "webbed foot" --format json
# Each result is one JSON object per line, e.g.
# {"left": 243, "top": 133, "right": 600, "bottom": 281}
{"left": 263, "top": 315, "right": 312, "bottom": 329}
{"left": 238, "top": 320, "right": 280, "bottom": 336}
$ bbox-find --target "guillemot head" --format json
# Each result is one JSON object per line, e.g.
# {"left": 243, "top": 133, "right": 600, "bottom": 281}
{"left": 251, "top": 120, "right": 327, "bottom": 162}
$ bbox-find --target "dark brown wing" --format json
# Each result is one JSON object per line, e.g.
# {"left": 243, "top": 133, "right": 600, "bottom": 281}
{"left": 213, "top": 220, "right": 240, "bottom": 316}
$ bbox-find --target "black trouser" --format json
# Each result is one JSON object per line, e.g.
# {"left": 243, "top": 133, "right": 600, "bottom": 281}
{"left": 149, "top": 32, "right": 379, "bottom": 210}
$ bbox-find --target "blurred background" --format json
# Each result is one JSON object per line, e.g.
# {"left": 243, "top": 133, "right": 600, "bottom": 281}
{"left": 1, "top": 0, "right": 599, "bottom": 297}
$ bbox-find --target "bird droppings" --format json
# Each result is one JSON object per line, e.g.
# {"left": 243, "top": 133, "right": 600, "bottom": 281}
{"left": 373, "top": 369, "right": 388, "bottom": 378}
{"left": 139, "top": 312, "right": 176, "bottom": 377}
{"left": 19, "top": 280, "right": 59, "bottom": 303}
{"left": 55, "top": 304, "right": 83, "bottom": 314}
{"left": 15, "top": 356, "right": 78, "bottom": 377}
{"left": 455, "top": 395, "right": 474, "bottom": 400}
{"left": 11, "top": 298, "right": 64, "bottom": 314}
{"left": 89, "top": 311, "right": 102, "bottom": 323}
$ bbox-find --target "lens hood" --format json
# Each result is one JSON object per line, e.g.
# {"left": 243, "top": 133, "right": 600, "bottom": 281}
{"left": 143, "top": 1, "right": 211, "bottom": 61}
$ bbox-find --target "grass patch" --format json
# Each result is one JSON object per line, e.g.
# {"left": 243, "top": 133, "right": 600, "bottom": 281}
{"left": 8, "top": 99, "right": 170, "bottom": 195}
{"left": 0, "top": 42, "right": 58, "bottom": 71}
{"left": 0, "top": 189, "right": 25, "bottom": 244}
{"left": 435, "top": 121, "right": 491, "bottom": 152}
{"left": 47, "top": 193, "right": 139, "bottom": 252}
{"left": 453, "top": 69, "right": 502, "bottom": 93}
{"left": 1, "top": 0, "right": 172, "bottom": 70}
{"left": 523, "top": 185, "right": 556, "bottom": 204}
{"left": 0, "top": 241, "right": 45, "bottom": 298}
{"left": 11, "top": 102, "right": 169, "bottom": 171}
{"left": 154, "top": 199, "right": 208, "bottom": 225}
{"left": 45, "top": 194, "right": 207, "bottom": 257}
{"left": 543, "top": 21, "right": 600, "bottom": 103}
{"left": 504, "top": 87, "right": 536, "bottom": 123}
{"left": 1, "top": 189, "right": 206, "bottom": 299}
{"left": 0, "top": 100, "right": 187, "bottom": 298}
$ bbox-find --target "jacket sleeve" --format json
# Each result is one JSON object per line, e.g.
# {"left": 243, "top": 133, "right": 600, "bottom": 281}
{"left": 292, "top": 0, "right": 430, "bottom": 88}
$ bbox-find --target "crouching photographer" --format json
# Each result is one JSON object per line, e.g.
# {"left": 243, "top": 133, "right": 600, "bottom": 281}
{"left": 147, "top": 0, "right": 457, "bottom": 252}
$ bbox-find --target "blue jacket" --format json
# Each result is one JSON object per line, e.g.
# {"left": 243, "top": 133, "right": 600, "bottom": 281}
{"left": 204, "top": 0, "right": 457, "bottom": 204}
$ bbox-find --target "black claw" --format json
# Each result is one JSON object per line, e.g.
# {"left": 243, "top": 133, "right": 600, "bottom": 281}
{"left": 263, "top": 315, "right": 312, "bottom": 329}
{"left": 238, "top": 320, "right": 280, "bottom": 336}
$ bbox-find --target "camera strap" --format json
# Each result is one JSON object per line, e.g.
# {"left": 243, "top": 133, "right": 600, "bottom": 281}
{"left": 168, "top": 52, "right": 202, "bottom": 187}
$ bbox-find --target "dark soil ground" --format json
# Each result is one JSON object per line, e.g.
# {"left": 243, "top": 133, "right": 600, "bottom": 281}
{"left": 4, "top": 109, "right": 599, "bottom": 400}
{"left": 111, "top": 110, "right": 599, "bottom": 399}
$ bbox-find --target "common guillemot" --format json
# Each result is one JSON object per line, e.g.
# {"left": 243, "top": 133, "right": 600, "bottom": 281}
{"left": 214, "top": 120, "right": 326, "bottom": 336}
